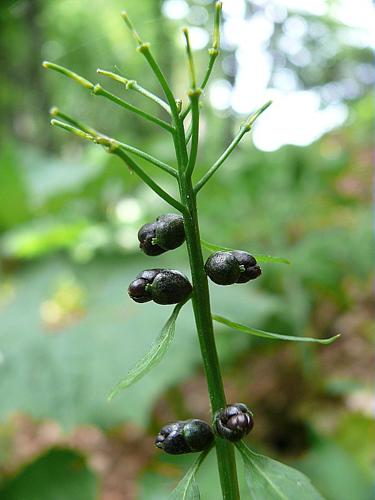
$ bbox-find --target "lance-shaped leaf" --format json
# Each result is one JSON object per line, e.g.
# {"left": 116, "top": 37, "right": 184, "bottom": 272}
{"left": 212, "top": 315, "right": 340, "bottom": 345}
{"left": 200, "top": 240, "right": 290, "bottom": 265}
{"left": 168, "top": 448, "right": 210, "bottom": 499}
{"left": 237, "top": 442, "right": 324, "bottom": 500}
{"left": 109, "top": 301, "right": 186, "bottom": 400}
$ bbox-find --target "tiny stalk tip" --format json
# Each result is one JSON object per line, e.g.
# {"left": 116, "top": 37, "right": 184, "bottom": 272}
{"left": 43, "top": 61, "right": 94, "bottom": 90}
{"left": 244, "top": 100, "right": 272, "bottom": 130}
{"left": 182, "top": 27, "right": 197, "bottom": 90}
{"left": 213, "top": 1, "right": 222, "bottom": 51}
{"left": 121, "top": 10, "right": 143, "bottom": 45}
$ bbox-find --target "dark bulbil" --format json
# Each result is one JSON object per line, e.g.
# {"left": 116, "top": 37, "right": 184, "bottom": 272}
{"left": 127, "top": 278, "right": 150, "bottom": 303}
{"left": 205, "top": 250, "right": 261, "bottom": 285}
{"left": 138, "top": 213, "right": 185, "bottom": 256}
{"left": 214, "top": 403, "right": 254, "bottom": 442}
{"left": 138, "top": 223, "right": 165, "bottom": 256}
{"left": 151, "top": 270, "right": 192, "bottom": 305}
{"left": 155, "top": 214, "right": 185, "bottom": 250}
{"left": 155, "top": 419, "right": 214, "bottom": 454}
{"left": 128, "top": 269, "right": 192, "bottom": 305}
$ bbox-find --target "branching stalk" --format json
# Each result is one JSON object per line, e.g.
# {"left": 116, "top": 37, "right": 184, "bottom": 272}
{"left": 50, "top": 108, "right": 177, "bottom": 177}
{"left": 92, "top": 84, "right": 173, "bottom": 132}
{"left": 181, "top": 1, "right": 222, "bottom": 121}
{"left": 97, "top": 69, "right": 171, "bottom": 114}
{"left": 43, "top": 61, "right": 173, "bottom": 132}
{"left": 183, "top": 28, "right": 201, "bottom": 178}
{"left": 121, "top": 12, "right": 188, "bottom": 169}
{"left": 51, "top": 119, "right": 184, "bottom": 212}
{"left": 195, "top": 100, "right": 272, "bottom": 193}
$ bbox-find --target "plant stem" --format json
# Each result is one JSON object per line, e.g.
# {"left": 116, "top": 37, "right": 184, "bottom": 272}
{"left": 93, "top": 84, "right": 173, "bottom": 132}
{"left": 178, "top": 171, "right": 240, "bottom": 499}
{"left": 96, "top": 69, "right": 171, "bottom": 114}
{"left": 50, "top": 108, "right": 177, "bottom": 177}
{"left": 194, "top": 100, "right": 272, "bottom": 193}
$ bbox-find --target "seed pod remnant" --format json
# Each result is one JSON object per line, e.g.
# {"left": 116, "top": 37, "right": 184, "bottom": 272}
{"left": 155, "top": 419, "right": 214, "bottom": 454}
{"left": 205, "top": 251, "right": 261, "bottom": 285}
{"left": 128, "top": 269, "right": 192, "bottom": 305}
{"left": 214, "top": 403, "right": 254, "bottom": 442}
{"left": 138, "top": 213, "right": 185, "bottom": 256}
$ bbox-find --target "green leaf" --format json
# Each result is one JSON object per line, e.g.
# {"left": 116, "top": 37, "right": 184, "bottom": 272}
{"left": 237, "top": 442, "right": 324, "bottom": 500}
{"left": 212, "top": 315, "right": 340, "bottom": 345}
{"left": 168, "top": 449, "right": 210, "bottom": 500}
{"left": 109, "top": 300, "right": 186, "bottom": 401}
{"left": 0, "top": 448, "right": 97, "bottom": 500}
{"left": 200, "top": 240, "right": 290, "bottom": 265}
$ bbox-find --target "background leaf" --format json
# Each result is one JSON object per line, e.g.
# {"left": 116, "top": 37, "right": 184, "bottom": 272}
{"left": 213, "top": 315, "right": 340, "bottom": 344}
{"left": 109, "top": 300, "right": 186, "bottom": 400}
{"left": 295, "top": 438, "right": 374, "bottom": 500}
{"left": 0, "top": 448, "right": 97, "bottom": 500}
{"left": 237, "top": 442, "right": 324, "bottom": 500}
{"left": 200, "top": 240, "right": 290, "bottom": 265}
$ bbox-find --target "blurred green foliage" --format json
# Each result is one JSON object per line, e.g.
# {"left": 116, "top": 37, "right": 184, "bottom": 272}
{"left": 0, "top": 0, "right": 373, "bottom": 499}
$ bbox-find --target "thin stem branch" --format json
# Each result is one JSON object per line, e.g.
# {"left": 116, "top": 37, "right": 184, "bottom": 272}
{"left": 50, "top": 108, "right": 177, "bottom": 177}
{"left": 42, "top": 61, "right": 94, "bottom": 89}
{"left": 97, "top": 69, "right": 171, "bottom": 114}
{"left": 183, "top": 28, "right": 201, "bottom": 178}
{"left": 49, "top": 106, "right": 97, "bottom": 135}
{"left": 182, "top": 28, "right": 197, "bottom": 89}
{"left": 51, "top": 119, "right": 184, "bottom": 212}
{"left": 43, "top": 61, "right": 173, "bottom": 133}
{"left": 186, "top": 91, "right": 200, "bottom": 177}
{"left": 121, "top": 11, "right": 188, "bottom": 170}
{"left": 195, "top": 100, "right": 272, "bottom": 193}
{"left": 181, "top": 1, "right": 222, "bottom": 121}
{"left": 185, "top": 122, "right": 193, "bottom": 145}
{"left": 92, "top": 84, "right": 173, "bottom": 132}
{"left": 113, "top": 149, "right": 185, "bottom": 214}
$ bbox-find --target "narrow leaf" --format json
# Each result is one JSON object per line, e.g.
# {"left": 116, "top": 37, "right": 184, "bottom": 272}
{"left": 237, "top": 442, "right": 325, "bottom": 500}
{"left": 109, "top": 301, "right": 185, "bottom": 400}
{"left": 200, "top": 240, "right": 290, "bottom": 265}
{"left": 213, "top": 315, "right": 340, "bottom": 345}
{"left": 168, "top": 448, "right": 210, "bottom": 500}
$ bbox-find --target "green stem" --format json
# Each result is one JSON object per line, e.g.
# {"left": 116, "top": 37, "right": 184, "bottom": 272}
{"left": 185, "top": 122, "right": 193, "bottom": 145}
{"left": 185, "top": 91, "right": 201, "bottom": 177}
{"left": 51, "top": 119, "right": 184, "bottom": 213}
{"left": 50, "top": 108, "right": 177, "bottom": 177}
{"left": 43, "top": 61, "right": 173, "bottom": 132}
{"left": 112, "top": 149, "right": 186, "bottom": 214}
{"left": 195, "top": 100, "right": 272, "bottom": 193}
{"left": 178, "top": 172, "right": 240, "bottom": 500}
{"left": 138, "top": 44, "right": 189, "bottom": 168}
{"left": 97, "top": 69, "right": 171, "bottom": 114}
{"left": 93, "top": 84, "right": 173, "bottom": 132}
{"left": 167, "top": 23, "right": 239, "bottom": 492}
{"left": 181, "top": 1, "right": 222, "bottom": 121}
{"left": 195, "top": 126, "right": 248, "bottom": 193}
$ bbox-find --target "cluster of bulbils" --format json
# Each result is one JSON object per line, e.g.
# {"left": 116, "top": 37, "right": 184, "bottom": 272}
{"left": 128, "top": 214, "right": 259, "bottom": 453}
{"left": 128, "top": 212, "right": 262, "bottom": 305}
{"left": 128, "top": 214, "right": 192, "bottom": 305}
{"left": 155, "top": 404, "right": 254, "bottom": 454}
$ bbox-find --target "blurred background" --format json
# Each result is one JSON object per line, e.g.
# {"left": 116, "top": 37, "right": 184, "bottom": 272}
{"left": 0, "top": 0, "right": 373, "bottom": 498}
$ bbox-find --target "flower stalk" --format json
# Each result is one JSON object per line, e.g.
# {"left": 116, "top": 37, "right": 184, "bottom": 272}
{"left": 44, "top": 3, "right": 273, "bottom": 498}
